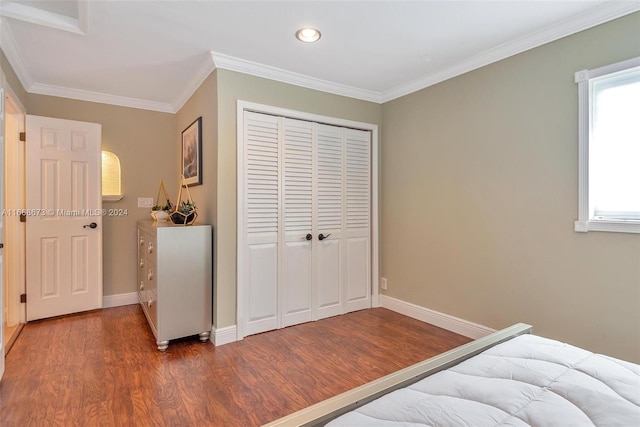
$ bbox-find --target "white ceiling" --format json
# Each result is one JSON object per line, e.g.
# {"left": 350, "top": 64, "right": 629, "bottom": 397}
{"left": 1, "top": 1, "right": 638, "bottom": 112}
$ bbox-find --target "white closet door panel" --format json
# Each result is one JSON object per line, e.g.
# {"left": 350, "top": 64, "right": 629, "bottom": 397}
{"left": 283, "top": 118, "right": 313, "bottom": 234}
{"left": 244, "top": 112, "right": 280, "bottom": 335}
{"left": 345, "top": 128, "right": 370, "bottom": 234}
{"left": 282, "top": 241, "right": 312, "bottom": 327}
{"left": 345, "top": 237, "right": 371, "bottom": 312}
{"left": 245, "top": 242, "right": 278, "bottom": 335}
{"left": 314, "top": 124, "right": 344, "bottom": 319}
{"left": 245, "top": 112, "right": 279, "bottom": 235}
{"left": 316, "top": 124, "right": 343, "bottom": 235}
{"left": 281, "top": 118, "right": 313, "bottom": 327}
{"left": 315, "top": 238, "right": 343, "bottom": 319}
{"left": 344, "top": 128, "right": 371, "bottom": 313}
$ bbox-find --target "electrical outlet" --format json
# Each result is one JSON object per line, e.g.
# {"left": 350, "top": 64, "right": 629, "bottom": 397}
{"left": 138, "top": 197, "right": 154, "bottom": 208}
{"left": 381, "top": 277, "right": 388, "bottom": 290}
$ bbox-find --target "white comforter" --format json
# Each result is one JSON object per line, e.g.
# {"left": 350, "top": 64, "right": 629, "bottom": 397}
{"left": 327, "top": 334, "right": 640, "bottom": 426}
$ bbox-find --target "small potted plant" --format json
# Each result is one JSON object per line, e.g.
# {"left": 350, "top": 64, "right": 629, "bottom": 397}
{"left": 151, "top": 199, "right": 173, "bottom": 221}
{"left": 150, "top": 181, "right": 173, "bottom": 221}
{"left": 170, "top": 175, "right": 198, "bottom": 225}
{"left": 170, "top": 200, "right": 197, "bottom": 225}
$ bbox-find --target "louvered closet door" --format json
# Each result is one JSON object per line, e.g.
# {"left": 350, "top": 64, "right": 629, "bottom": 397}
{"left": 243, "top": 112, "right": 280, "bottom": 336}
{"left": 242, "top": 111, "right": 372, "bottom": 336}
{"left": 314, "top": 124, "right": 344, "bottom": 320}
{"left": 344, "top": 128, "right": 371, "bottom": 312}
{"left": 281, "top": 118, "right": 314, "bottom": 327}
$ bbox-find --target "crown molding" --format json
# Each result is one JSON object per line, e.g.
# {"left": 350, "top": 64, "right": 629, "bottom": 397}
{"left": 381, "top": 1, "right": 640, "bottom": 103}
{"left": 3, "top": 1, "right": 638, "bottom": 111}
{"left": 0, "top": 17, "right": 34, "bottom": 91}
{"left": 172, "top": 51, "right": 216, "bottom": 112}
{"left": 211, "top": 51, "right": 383, "bottom": 104}
{"left": 0, "top": 0, "right": 87, "bottom": 35}
{"left": 29, "top": 82, "right": 175, "bottom": 113}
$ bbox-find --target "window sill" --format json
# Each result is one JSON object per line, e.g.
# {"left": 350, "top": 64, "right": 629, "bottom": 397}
{"left": 574, "top": 219, "right": 640, "bottom": 234}
{"left": 103, "top": 195, "right": 123, "bottom": 203}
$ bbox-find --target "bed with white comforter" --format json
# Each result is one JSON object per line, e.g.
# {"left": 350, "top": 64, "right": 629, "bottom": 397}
{"left": 327, "top": 334, "right": 640, "bottom": 426}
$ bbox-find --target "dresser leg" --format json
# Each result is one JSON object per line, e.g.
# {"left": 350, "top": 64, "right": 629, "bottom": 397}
{"left": 157, "top": 340, "right": 169, "bottom": 351}
{"left": 199, "top": 331, "right": 211, "bottom": 343}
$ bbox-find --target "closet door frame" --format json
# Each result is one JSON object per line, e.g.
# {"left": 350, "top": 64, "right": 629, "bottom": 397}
{"left": 236, "top": 100, "right": 379, "bottom": 341}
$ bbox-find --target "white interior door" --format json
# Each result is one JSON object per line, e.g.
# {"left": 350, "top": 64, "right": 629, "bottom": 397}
{"left": 25, "top": 115, "right": 102, "bottom": 321}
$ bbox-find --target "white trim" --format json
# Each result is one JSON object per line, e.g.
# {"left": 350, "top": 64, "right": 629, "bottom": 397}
{"left": 103, "top": 292, "right": 138, "bottom": 308}
{"left": 380, "top": 295, "right": 495, "bottom": 340}
{"left": 575, "top": 56, "right": 640, "bottom": 234}
{"left": 212, "top": 51, "right": 382, "bottom": 104}
{"left": 237, "top": 100, "right": 380, "bottom": 341}
{"left": 4, "top": 91, "right": 26, "bottom": 327}
{"left": 381, "top": 1, "right": 640, "bottom": 103}
{"left": 371, "top": 126, "right": 380, "bottom": 308}
{"left": 28, "top": 83, "right": 175, "bottom": 113}
{"left": 102, "top": 195, "right": 123, "bottom": 202}
{"left": 0, "top": 19, "right": 34, "bottom": 92}
{"left": 0, "top": 0, "right": 88, "bottom": 35}
{"left": 172, "top": 52, "right": 216, "bottom": 112}
{"left": 212, "top": 325, "right": 237, "bottom": 346}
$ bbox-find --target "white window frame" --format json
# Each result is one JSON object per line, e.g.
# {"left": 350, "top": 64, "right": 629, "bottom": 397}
{"left": 574, "top": 56, "right": 640, "bottom": 234}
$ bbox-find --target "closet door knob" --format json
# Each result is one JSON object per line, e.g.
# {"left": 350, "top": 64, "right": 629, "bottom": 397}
{"left": 318, "top": 233, "right": 331, "bottom": 241}
{"left": 304, "top": 233, "right": 312, "bottom": 241}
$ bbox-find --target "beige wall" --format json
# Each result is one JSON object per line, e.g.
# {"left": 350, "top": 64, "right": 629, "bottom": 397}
{"left": 381, "top": 13, "right": 640, "bottom": 362}
{"left": 176, "top": 71, "right": 218, "bottom": 319}
{"left": 214, "top": 69, "right": 382, "bottom": 328}
{"left": 1, "top": 49, "right": 27, "bottom": 108}
{"left": 27, "top": 94, "right": 177, "bottom": 296}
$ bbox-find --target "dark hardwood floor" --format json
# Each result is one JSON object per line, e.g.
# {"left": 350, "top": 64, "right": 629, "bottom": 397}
{"left": 0, "top": 305, "right": 470, "bottom": 426}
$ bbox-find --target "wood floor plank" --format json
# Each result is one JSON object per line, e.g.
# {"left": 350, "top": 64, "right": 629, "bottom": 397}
{"left": 0, "top": 305, "right": 471, "bottom": 426}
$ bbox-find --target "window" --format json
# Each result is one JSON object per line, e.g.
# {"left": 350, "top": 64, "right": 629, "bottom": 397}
{"left": 102, "top": 150, "right": 123, "bottom": 202}
{"left": 575, "top": 57, "right": 640, "bottom": 234}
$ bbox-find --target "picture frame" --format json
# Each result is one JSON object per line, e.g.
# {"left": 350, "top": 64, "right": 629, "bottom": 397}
{"left": 182, "top": 117, "right": 203, "bottom": 186}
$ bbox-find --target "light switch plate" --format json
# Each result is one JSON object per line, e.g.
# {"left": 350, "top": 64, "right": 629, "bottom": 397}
{"left": 138, "top": 197, "right": 154, "bottom": 208}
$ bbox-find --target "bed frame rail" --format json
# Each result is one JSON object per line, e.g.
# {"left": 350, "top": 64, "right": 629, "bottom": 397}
{"left": 263, "top": 323, "right": 533, "bottom": 427}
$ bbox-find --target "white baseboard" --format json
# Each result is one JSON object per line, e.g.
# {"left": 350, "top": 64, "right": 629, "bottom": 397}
{"left": 212, "top": 325, "right": 237, "bottom": 346}
{"left": 379, "top": 295, "right": 495, "bottom": 339}
{"left": 103, "top": 292, "right": 138, "bottom": 308}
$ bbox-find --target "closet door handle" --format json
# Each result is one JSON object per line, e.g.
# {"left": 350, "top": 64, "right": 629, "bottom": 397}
{"left": 304, "top": 233, "right": 312, "bottom": 241}
{"left": 318, "top": 233, "right": 331, "bottom": 241}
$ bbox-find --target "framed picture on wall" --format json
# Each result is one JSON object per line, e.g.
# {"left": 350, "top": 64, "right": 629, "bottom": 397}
{"left": 182, "top": 117, "right": 202, "bottom": 186}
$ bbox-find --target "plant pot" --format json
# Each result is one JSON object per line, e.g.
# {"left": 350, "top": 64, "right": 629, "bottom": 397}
{"left": 170, "top": 210, "right": 197, "bottom": 225}
{"left": 151, "top": 210, "right": 170, "bottom": 222}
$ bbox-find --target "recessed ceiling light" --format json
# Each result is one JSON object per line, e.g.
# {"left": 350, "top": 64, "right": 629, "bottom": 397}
{"left": 296, "top": 27, "right": 321, "bottom": 43}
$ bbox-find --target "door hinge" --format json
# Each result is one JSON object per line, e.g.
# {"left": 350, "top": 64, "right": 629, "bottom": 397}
{"left": 19, "top": 132, "right": 26, "bottom": 142}
{"left": 20, "top": 213, "right": 26, "bottom": 222}
{"left": 20, "top": 294, "right": 27, "bottom": 303}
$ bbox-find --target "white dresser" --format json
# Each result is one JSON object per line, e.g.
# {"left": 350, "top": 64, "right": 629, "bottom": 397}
{"left": 137, "top": 219, "right": 212, "bottom": 351}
